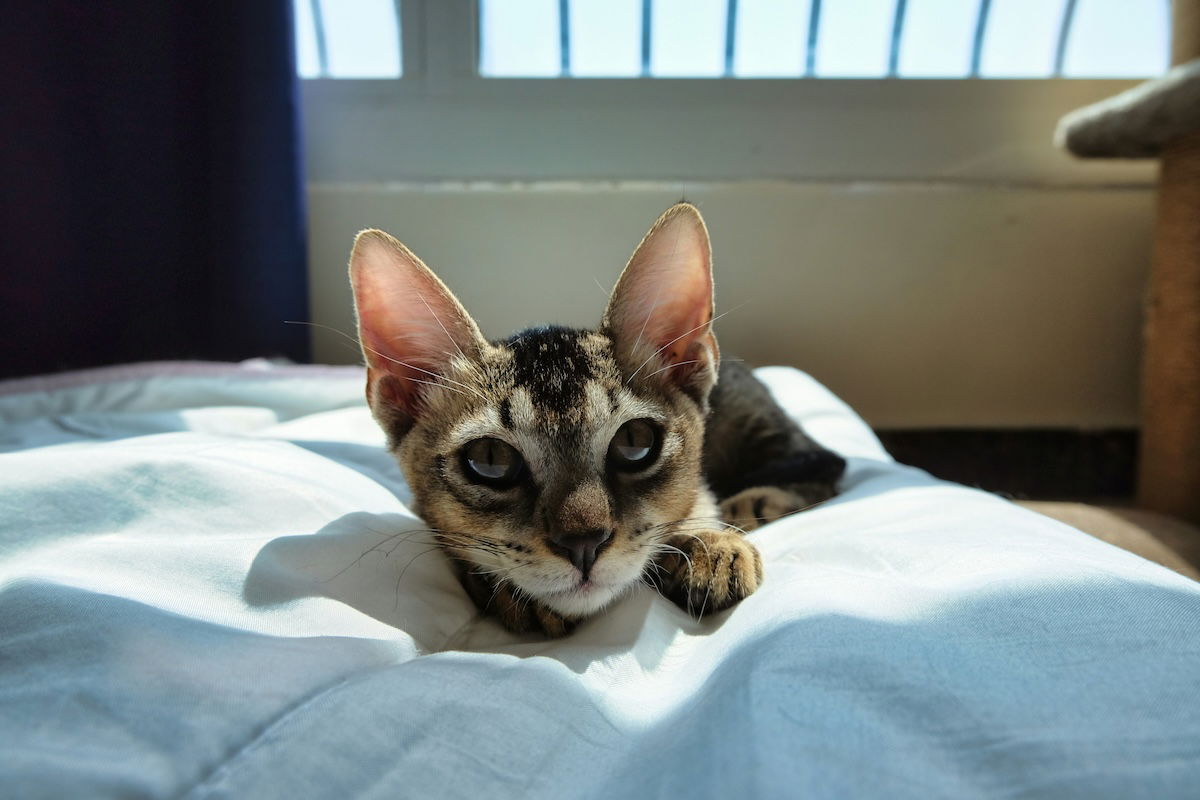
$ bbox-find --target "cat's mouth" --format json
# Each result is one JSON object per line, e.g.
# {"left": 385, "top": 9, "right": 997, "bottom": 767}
{"left": 509, "top": 547, "right": 651, "bottom": 618}
{"left": 548, "top": 577, "right": 610, "bottom": 596}
{"left": 534, "top": 576, "right": 629, "bottom": 618}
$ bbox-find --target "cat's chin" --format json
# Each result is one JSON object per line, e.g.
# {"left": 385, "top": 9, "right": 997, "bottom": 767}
{"left": 528, "top": 579, "right": 629, "bottom": 619}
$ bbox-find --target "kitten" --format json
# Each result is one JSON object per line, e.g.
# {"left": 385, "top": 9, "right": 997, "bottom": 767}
{"left": 349, "top": 204, "right": 844, "bottom": 636}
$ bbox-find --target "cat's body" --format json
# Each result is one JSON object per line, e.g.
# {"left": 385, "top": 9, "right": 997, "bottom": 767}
{"left": 350, "top": 204, "right": 844, "bottom": 636}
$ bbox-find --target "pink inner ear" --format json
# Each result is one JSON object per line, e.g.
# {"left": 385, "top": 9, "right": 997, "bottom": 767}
{"left": 607, "top": 206, "right": 716, "bottom": 375}
{"left": 356, "top": 289, "right": 469, "bottom": 374}
{"left": 350, "top": 230, "right": 483, "bottom": 415}
{"left": 631, "top": 284, "right": 712, "bottom": 365}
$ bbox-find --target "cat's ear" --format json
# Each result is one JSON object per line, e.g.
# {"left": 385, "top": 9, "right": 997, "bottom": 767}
{"left": 349, "top": 229, "right": 487, "bottom": 432}
{"left": 603, "top": 203, "right": 719, "bottom": 399}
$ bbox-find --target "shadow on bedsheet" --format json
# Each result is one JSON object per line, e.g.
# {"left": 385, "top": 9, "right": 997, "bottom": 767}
{"left": 284, "top": 440, "right": 411, "bottom": 503}
{"left": 242, "top": 512, "right": 667, "bottom": 665}
{"left": 0, "top": 580, "right": 407, "bottom": 799}
{"left": 237, "top": 459, "right": 1011, "bottom": 670}
{"left": 7, "top": 576, "right": 1200, "bottom": 798}
{"left": 242, "top": 512, "right": 471, "bottom": 652}
{"left": 0, "top": 410, "right": 193, "bottom": 453}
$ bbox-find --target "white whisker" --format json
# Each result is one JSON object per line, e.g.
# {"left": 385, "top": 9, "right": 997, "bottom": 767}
{"left": 414, "top": 290, "right": 468, "bottom": 362}
{"left": 643, "top": 359, "right": 701, "bottom": 380}
{"left": 284, "top": 320, "right": 487, "bottom": 401}
{"left": 628, "top": 281, "right": 666, "bottom": 371}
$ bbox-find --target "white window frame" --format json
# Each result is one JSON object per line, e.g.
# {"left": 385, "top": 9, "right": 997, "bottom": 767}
{"left": 300, "top": 0, "right": 1155, "bottom": 185}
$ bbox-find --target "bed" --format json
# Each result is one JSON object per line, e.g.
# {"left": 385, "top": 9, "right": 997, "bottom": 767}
{"left": 2, "top": 361, "right": 1198, "bottom": 798}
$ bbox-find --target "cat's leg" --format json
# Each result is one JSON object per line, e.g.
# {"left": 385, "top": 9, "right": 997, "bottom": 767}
{"left": 718, "top": 482, "right": 837, "bottom": 532}
{"left": 457, "top": 567, "right": 576, "bottom": 637}
{"left": 703, "top": 362, "right": 846, "bottom": 532}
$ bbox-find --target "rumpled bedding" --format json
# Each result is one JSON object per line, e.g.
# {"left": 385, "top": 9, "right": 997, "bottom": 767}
{"left": 1, "top": 361, "right": 1198, "bottom": 799}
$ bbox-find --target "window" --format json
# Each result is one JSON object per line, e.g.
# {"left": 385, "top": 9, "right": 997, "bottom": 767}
{"left": 294, "top": 0, "right": 1169, "bottom": 80}
{"left": 294, "top": 0, "right": 1167, "bottom": 185}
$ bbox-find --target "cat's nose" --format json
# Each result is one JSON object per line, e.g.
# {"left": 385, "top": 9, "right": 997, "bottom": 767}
{"left": 548, "top": 529, "right": 613, "bottom": 578}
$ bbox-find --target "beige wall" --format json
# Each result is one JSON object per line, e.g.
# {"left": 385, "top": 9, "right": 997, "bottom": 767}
{"left": 307, "top": 181, "right": 1152, "bottom": 429}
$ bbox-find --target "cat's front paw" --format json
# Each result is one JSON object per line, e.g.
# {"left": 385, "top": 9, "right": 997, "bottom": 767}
{"left": 653, "top": 529, "right": 763, "bottom": 618}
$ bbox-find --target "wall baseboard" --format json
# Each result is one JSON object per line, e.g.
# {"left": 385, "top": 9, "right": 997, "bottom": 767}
{"left": 875, "top": 428, "right": 1138, "bottom": 501}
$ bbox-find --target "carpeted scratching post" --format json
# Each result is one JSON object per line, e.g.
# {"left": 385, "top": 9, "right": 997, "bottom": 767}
{"left": 1057, "top": 0, "right": 1200, "bottom": 524}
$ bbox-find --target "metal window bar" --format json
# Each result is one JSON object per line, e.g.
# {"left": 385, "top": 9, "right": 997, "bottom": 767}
{"left": 888, "top": 0, "right": 909, "bottom": 77}
{"left": 1054, "top": 0, "right": 1080, "bottom": 77}
{"left": 969, "top": 0, "right": 992, "bottom": 77}
{"left": 805, "top": 0, "right": 822, "bottom": 77}
{"left": 723, "top": 0, "right": 738, "bottom": 78}
{"left": 309, "top": 0, "right": 329, "bottom": 77}
{"left": 640, "top": 0, "right": 652, "bottom": 77}
{"left": 297, "top": 0, "right": 1165, "bottom": 82}
{"left": 392, "top": 0, "right": 404, "bottom": 74}
{"left": 559, "top": 0, "right": 570, "bottom": 75}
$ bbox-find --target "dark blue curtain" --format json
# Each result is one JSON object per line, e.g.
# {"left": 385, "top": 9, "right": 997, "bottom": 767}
{"left": 0, "top": 2, "right": 310, "bottom": 379}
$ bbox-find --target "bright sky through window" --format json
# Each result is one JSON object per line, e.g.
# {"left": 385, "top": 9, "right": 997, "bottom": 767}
{"left": 814, "top": 0, "right": 896, "bottom": 77}
{"left": 979, "top": 0, "right": 1069, "bottom": 77}
{"left": 294, "top": 0, "right": 1169, "bottom": 80}
{"left": 649, "top": 0, "right": 728, "bottom": 77}
{"left": 293, "top": 0, "right": 401, "bottom": 78}
{"left": 569, "top": 0, "right": 643, "bottom": 77}
{"left": 1062, "top": 0, "right": 1170, "bottom": 77}
{"left": 294, "top": 0, "right": 321, "bottom": 78}
{"left": 322, "top": 0, "right": 401, "bottom": 78}
{"left": 480, "top": 0, "right": 561, "bottom": 77}
{"left": 732, "top": 0, "right": 811, "bottom": 78}
{"left": 897, "top": 0, "right": 979, "bottom": 77}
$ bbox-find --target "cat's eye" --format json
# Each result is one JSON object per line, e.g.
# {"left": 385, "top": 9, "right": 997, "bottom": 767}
{"left": 608, "top": 419, "right": 660, "bottom": 471}
{"left": 461, "top": 438, "right": 525, "bottom": 487}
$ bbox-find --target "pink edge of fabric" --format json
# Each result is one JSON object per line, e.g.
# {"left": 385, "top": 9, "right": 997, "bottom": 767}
{"left": 0, "top": 360, "right": 366, "bottom": 399}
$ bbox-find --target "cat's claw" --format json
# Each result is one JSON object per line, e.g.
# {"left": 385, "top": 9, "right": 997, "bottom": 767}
{"left": 654, "top": 529, "right": 763, "bottom": 618}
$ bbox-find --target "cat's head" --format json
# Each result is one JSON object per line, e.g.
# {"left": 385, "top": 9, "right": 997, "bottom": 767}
{"left": 348, "top": 204, "right": 719, "bottom": 619}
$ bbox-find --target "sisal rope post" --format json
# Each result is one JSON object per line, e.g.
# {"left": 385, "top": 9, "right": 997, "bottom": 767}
{"left": 1140, "top": 131, "right": 1200, "bottom": 521}
{"left": 1139, "top": 0, "right": 1200, "bottom": 522}
{"left": 1058, "top": 0, "right": 1200, "bottom": 523}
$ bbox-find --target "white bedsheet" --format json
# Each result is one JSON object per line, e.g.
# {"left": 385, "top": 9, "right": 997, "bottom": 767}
{"left": 1, "top": 361, "right": 1198, "bottom": 799}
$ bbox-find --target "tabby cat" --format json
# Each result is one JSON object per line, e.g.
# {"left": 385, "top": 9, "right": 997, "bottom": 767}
{"left": 349, "top": 204, "right": 844, "bottom": 636}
